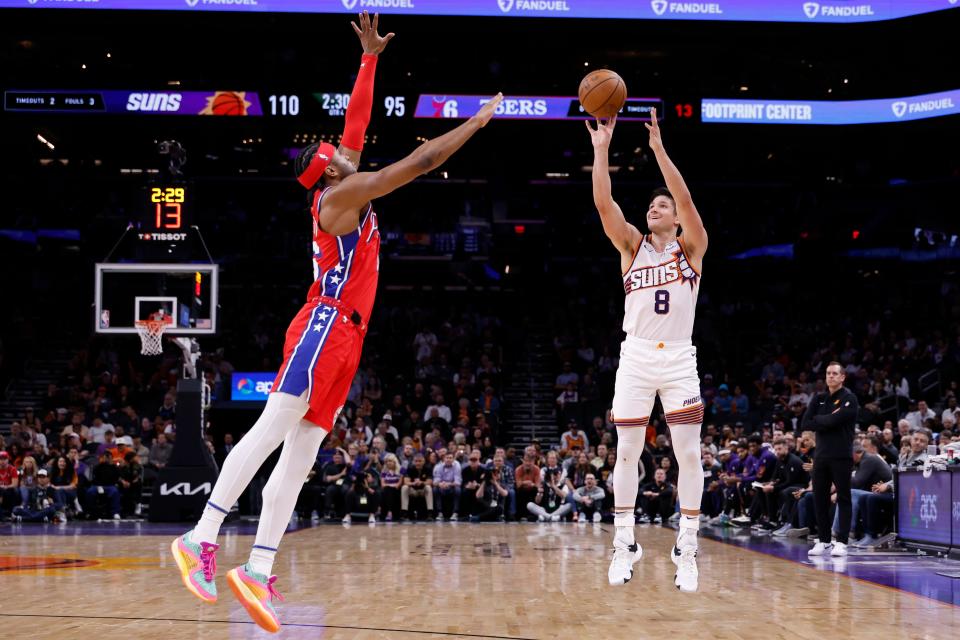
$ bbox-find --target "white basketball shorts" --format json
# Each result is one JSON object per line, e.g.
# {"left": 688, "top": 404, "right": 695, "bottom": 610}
{"left": 611, "top": 335, "right": 705, "bottom": 429}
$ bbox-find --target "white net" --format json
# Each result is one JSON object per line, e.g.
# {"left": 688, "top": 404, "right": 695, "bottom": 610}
{"left": 134, "top": 318, "right": 171, "bottom": 356}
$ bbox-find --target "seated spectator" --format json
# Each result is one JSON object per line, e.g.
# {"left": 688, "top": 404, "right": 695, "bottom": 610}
{"left": 0, "top": 451, "right": 21, "bottom": 516}
{"left": 343, "top": 469, "right": 380, "bottom": 524}
{"left": 904, "top": 400, "right": 936, "bottom": 431}
{"left": 598, "top": 451, "right": 617, "bottom": 512}
{"left": 460, "top": 451, "right": 488, "bottom": 519}
{"left": 322, "top": 449, "right": 349, "bottom": 519}
{"left": 833, "top": 437, "right": 892, "bottom": 539}
{"left": 118, "top": 450, "right": 143, "bottom": 516}
{"left": 560, "top": 421, "right": 589, "bottom": 456}
{"left": 469, "top": 456, "right": 510, "bottom": 522}
{"left": 18, "top": 455, "right": 40, "bottom": 507}
{"left": 295, "top": 458, "right": 327, "bottom": 521}
{"left": 899, "top": 432, "right": 929, "bottom": 468}
{"left": 12, "top": 469, "right": 63, "bottom": 523}
{"left": 527, "top": 451, "right": 570, "bottom": 522}
{"left": 50, "top": 456, "right": 80, "bottom": 515}
{"left": 85, "top": 451, "right": 121, "bottom": 520}
{"left": 590, "top": 444, "right": 608, "bottom": 471}
{"left": 401, "top": 453, "right": 434, "bottom": 520}
{"left": 146, "top": 432, "right": 173, "bottom": 484}
{"left": 432, "top": 452, "right": 462, "bottom": 521}
{"left": 379, "top": 453, "right": 403, "bottom": 522}
{"left": 554, "top": 362, "right": 578, "bottom": 392}
{"left": 753, "top": 438, "right": 807, "bottom": 531}
{"left": 564, "top": 452, "right": 593, "bottom": 521}
{"left": 570, "top": 473, "right": 605, "bottom": 523}
{"left": 638, "top": 468, "right": 676, "bottom": 525}
{"left": 855, "top": 478, "right": 895, "bottom": 547}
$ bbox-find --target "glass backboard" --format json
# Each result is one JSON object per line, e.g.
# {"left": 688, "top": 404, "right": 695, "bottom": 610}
{"left": 95, "top": 263, "right": 218, "bottom": 335}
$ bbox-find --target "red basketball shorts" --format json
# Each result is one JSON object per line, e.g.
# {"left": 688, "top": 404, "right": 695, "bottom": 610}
{"left": 273, "top": 298, "right": 365, "bottom": 428}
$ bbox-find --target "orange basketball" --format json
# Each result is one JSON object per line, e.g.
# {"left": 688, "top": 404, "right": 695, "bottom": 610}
{"left": 578, "top": 69, "right": 627, "bottom": 119}
{"left": 210, "top": 92, "right": 247, "bottom": 116}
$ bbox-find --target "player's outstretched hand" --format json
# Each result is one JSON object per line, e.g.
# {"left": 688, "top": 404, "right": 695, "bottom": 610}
{"left": 644, "top": 106, "right": 663, "bottom": 151}
{"left": 584, "top": 114, "right": 616, "bottom": 149}
{"left": 352, "top": 11, "right": 394, "bottom": 55}
{"left": 474, "top": 93, "right": 503, "bottom": 127}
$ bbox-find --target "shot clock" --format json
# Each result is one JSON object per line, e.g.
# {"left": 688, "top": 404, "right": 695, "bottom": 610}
{"left": 139, "top": 185, "right": 189, "bottom": 242}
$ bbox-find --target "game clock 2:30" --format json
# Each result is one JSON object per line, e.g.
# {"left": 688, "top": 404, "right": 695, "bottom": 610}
{"left": 149, "top": 186, "right": 186, "bottom": 230}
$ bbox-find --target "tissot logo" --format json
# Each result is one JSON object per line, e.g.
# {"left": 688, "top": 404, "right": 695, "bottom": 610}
{"left": 891, "top": 101, "right": 907, "bottom": 118}
{"left": 803, "top": 2, "right": 819, "bottom": 18}
{"left": 651, "top": 0, "right": 668, "bottom": 15}
{"left": 498, "top": 0, "right": 514, "bottom": 11}
{"left": 342, "top": 0, "right": 358, "bottom": 8}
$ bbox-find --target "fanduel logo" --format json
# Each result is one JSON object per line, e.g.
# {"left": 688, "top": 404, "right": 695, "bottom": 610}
{"left": 185, "top": 0, "right": 199, "bottom": 7}
{"left": 804, "top": 2, "right": 874, "bottom": 18}
{"left": 159, "top": 482, "right": 212, "bottom": 496}
{"left": 919, "top": 494, "right": 938, "bottom": 527}
{"left": 653, "top": 1, "right": 723, "bottom": 15}
{"left": 349, "top": 0, "right": 416, "bottom": 7}
{"left": 498, "top": 0, "right": 570, "bottom": 11}
{"left": 126, "top": 93, "right": 182, "bottom": 112}
{"left": 892, "top": 97, "right": 955, "bottom": 118}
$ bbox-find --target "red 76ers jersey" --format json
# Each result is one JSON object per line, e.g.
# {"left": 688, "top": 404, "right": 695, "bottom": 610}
{"left": 621, "top": 234, "right": 700, "bottom": 341}
{"left": 306, "top": 187, "right": 381, "bottom": 321}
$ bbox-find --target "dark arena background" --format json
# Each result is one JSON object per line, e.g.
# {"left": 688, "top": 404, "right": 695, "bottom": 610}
{"left": 1, "top": 2, "right": 959, "bottom": 639}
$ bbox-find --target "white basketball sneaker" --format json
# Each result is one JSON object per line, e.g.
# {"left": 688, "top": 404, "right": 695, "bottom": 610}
{"left": 808, "top": 541, "right": 833, "bottom": 556}
{"left": 830, "top": 542, "right": 848, "bottom": 557}
{"left": 608, "top": 529, "right": 643, "bottom": 586}
{"left": 671, "top": 529, "right": 699, "bottom": 593}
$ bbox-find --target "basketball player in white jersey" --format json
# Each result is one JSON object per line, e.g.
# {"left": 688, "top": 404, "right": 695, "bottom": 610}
{"left": 586, "top": 107, "right": 707, "bottom": 592}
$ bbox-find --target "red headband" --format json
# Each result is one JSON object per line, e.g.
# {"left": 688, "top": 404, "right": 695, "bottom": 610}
{"left": 297, "top": 142, "right": 337, "bottom": 189}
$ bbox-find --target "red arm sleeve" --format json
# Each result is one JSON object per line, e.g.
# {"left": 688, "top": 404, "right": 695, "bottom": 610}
{"left": 341, "top": 54, "right": 378, "bottom": 152}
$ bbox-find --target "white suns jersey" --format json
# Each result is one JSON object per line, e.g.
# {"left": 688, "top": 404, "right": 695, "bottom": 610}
{"left": 621, "top": 235, "right": 701, "bottom": 341}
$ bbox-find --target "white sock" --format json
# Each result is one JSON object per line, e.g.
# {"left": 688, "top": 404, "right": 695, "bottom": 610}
{"left": 678, "top": 516, "right": 699, "bottom": 550}
{"left": 192, "top": 392, "right": 308, "bottom": 545}
{"left": 249, "top": 545, "right": 277, "bottom": 577}
{"left": 248, "top": 419, "right": 328, "bottom": 576}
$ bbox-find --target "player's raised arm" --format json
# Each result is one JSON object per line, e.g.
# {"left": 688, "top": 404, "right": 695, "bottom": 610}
{"left": 645, "top": 107, "right": 708, "bottom": 260}
{"left": 339, "top": 11, "right": 395, "bottom": 168}
{"left": 321, "top": 94, "right": 503, "bottom": 233}
{"left": 586, "top": 115, "right": 642, "bottom": 262}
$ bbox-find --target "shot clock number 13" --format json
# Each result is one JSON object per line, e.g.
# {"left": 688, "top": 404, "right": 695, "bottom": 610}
{"left": 150, "top": 187, "right": 185, "bottom": 230}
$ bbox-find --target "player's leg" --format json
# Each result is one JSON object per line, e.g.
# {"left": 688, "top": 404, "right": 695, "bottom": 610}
{"left": 171, "top": 391, "right": 307, "bottom": 604}
{"left": 661, "top": 344, "right": 705, "bottom": 593}
{"left": 607, "top": 339, "right": 656, "bottom": 586}
{"left": 226, "top": 419, "right": 327, "bottom": 634}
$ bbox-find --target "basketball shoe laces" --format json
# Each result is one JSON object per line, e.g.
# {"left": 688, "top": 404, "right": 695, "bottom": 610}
{"left": 679, "top": 546, "right": 697, "bottom": 574}
{"left": 199, "top": 542, "right": 219, "bottom": 582}
{"left": 611, "top": 544, "right": 636, "bottom": 572}
{"left": 266, "top": 575, "right": 285, "bottom": 602}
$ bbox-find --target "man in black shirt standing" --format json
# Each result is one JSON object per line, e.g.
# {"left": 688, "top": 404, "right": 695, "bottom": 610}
{"left": 802, "top": 362, "right": 859, "bottom": 557}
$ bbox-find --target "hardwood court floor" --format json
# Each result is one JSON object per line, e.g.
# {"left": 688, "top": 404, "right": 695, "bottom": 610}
{"left": 1, "top": 522, "right": 958, "bottom": 640}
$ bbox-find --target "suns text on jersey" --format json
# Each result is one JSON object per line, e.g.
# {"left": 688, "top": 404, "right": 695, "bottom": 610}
{"left": 623, "top": 261, "right": 681, "bottom": 294}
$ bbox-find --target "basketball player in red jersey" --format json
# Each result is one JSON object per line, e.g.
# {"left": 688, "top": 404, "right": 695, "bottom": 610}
{"left": 170, "top": 13, "right": 502, "bottom": 632}
{"left": 586, "top": 108, "right": 708, "bottom": 593}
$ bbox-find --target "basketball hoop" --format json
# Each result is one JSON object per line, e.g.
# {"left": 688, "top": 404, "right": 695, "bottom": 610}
{"left": 134, "top": 314, "right": 173, "bottom": 356}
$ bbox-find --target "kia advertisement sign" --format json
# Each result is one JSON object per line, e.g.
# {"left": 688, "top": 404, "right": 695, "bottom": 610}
{"left": 898, "top": 470, "right": 952, "bottom": 547}
{"left": 3, "top": 0, "right": 956, "bottom": 23}
{"left": 231, "top": 372, "right": 274, "bottom": 402}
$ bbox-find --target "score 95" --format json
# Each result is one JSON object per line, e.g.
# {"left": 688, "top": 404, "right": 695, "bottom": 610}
{"left": 384, "top": 96, "right": 405, "bottom": 117}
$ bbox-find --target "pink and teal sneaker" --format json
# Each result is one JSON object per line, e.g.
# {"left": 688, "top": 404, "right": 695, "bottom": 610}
{"left": 170, "top": 530, "right": 219, "bottom": 603}
{"left": 226, "top": 563, "right": 285, "bottom": 633}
